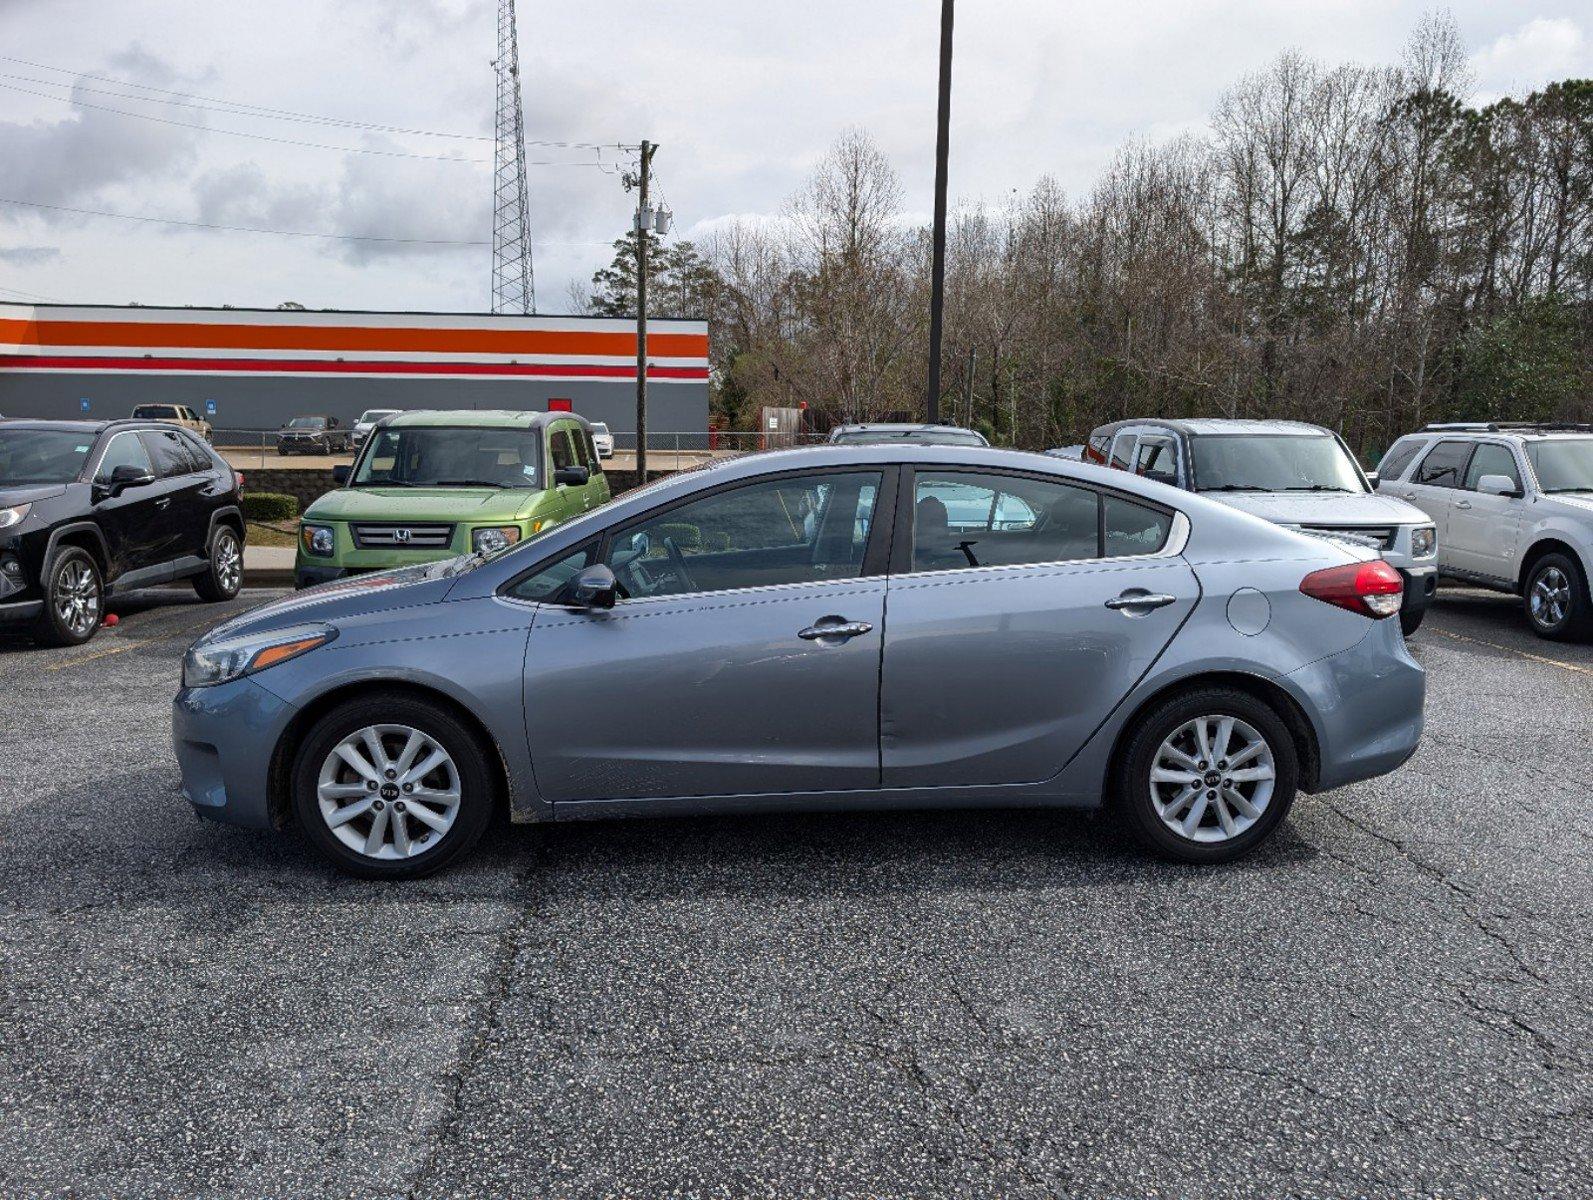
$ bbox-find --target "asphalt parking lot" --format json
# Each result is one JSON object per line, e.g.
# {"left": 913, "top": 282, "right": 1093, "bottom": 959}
{"left": 0, "top": 588, "right": 1587, "bottom": 1198}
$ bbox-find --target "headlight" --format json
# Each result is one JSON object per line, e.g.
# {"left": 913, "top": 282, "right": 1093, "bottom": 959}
{"left": 0, "top": 503, "right": 31, "bottom": 530}
{"left": 471, "top": 525, "right": 522, "bottom": 555}
{"left": 182, "top": 622, "right": 336, "bottom": 689}
{"left": 1410, "top": 525, "right": 1436, "bottom": 558}
{"left": 301, "top": 523, "right": 335, "bottom": 557}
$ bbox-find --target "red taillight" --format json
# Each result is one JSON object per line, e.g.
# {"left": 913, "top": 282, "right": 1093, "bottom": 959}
{"left": 1299, "top": 560, "right": 1403, "bottom": 619}
{"left": 235, "top": 470, "right": 246, "bottom": 489}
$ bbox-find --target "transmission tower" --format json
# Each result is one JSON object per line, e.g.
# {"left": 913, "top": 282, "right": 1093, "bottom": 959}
{"left": 491, "top": 0, "right": 535, "bottom": 313}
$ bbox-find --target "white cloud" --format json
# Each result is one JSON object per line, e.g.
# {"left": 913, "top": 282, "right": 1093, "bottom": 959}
{"left": 1470, "top": 17, "right": 1587, "bottom": 96}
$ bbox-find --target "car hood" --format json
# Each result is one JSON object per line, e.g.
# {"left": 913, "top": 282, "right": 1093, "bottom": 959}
{"left": 1211, "top": 490, "right": 1428, "bottom": 526}
{"left": 197, "top": 561, "right": 459, "bottom": 644}
{"left": 0, "top": 482, "right": 70, "bottom": 506}
{"left": 1542, "top": 492, "right": 1593, "bottom": 517}
{"left": 305, "top": 487, "right": 537, "bottom": 522}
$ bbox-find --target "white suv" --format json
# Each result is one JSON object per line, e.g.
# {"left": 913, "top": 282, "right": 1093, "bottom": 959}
{"left": 1375, "top": 423, "right": 1593, "bottom": 640}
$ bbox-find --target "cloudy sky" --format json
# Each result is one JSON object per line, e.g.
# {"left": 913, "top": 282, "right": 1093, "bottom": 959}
{"left": 0, "top": 0, "right": 1587, "bottom": 314}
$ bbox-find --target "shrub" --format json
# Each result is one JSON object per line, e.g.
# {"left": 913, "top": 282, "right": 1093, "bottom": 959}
{"left": 241, "top": 492, "right": 299, "bottom": 522}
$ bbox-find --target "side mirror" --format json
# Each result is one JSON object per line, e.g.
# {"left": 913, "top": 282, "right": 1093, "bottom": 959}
{"left": 1476, "top": 473, "right": 1522, "bottom": 498}
{"left": 332, "top": 465, "right": 350, "bottom": 485}
{"left": 554, "top": 464, "right": 590, "bottom": 487}
{"left": 567, "top": 562, "right": 617, "bottom": 610}
{"left": 1365, "top": 471, "right": 1380, "bottom": 489}
{"left": 105, "top": 464, "right": 155, "bottom": 494}
{"left": 329, "top": 417, "right": 340, "bottom": 427}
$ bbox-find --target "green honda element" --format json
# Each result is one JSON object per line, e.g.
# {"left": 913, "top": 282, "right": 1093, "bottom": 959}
{"left": 295, "top": 410, "right": 610, "bottom": 588}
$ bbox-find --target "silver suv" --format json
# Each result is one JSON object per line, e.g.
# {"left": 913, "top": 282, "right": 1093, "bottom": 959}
{"left": 1085, "top": 419, "right": 1438, "bottom": 633}
{"left": 1375, "top": 423, "right": 1593, "bottom": 641}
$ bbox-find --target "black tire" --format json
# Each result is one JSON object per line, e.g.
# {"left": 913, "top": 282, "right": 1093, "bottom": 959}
{"left": 1523, "top": 552, "right": 1592, "bottom": 642}
{"left": 291, "top": 692, "right": 495, "bottom": 879}
{"left": 1399, "top": 608, "right": 1425, "bottom": 637}
{"left": 32, "top": 546, "right": 103, "bottom": 647}
{"left": 194, "top": 524, "right": 243, "bottom": 602}
{"left": 1112, "top": 686, "right": 1299, "bottom": 864}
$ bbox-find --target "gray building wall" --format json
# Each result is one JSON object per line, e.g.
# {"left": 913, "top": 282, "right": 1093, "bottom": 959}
{"left": 0, "top": 373, "right": 707, "bottom": 441}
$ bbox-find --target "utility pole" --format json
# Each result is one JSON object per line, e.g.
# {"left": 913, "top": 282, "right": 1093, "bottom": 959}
{"left": 964, "top": 347, "right": 976, "bottom": 431}
{"left": 925, "top": 0, "right": 955, "bottom": 423}
{"left": 631, "top": 140, "right": 657, "bottom": 482}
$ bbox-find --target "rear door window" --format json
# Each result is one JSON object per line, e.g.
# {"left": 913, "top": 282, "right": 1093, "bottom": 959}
{"left": 1414, "top": 440, "right": 1473, "bottom": 489}
{"left": 1104, "top": 495, "right": 1174, "bottom": 557}
{"left": 912, "top": 471, "right": 1100, "bottom": 572}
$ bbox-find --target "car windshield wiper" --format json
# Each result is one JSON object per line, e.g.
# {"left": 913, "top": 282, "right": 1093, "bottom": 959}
{"left": 1280, "top": 485, "right": 1356, "bottom": 492}
{"left": 431, "top": 479, "right": 518, "bottom": 489}
{"left": 352, "top": 479, "right": 418, "bottom": 488}
{"left": 1200, "top": 484, "right": 1268, "bottom": 492}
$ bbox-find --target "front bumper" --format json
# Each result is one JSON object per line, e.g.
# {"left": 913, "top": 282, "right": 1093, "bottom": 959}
{"left": 0, "top": 598, "right": 42, "bottom": 624}
{"left": 173, "top": 676, "right": 301, "bottom": 829}
{"left": 295, "top": 563, "right": 349, "bottom": 589}
{"left": 1397, "top": 563, "right": 1437, "bottom": 616}
{"left": 1287, "top": 616, "right": 1425, "bottom": 792}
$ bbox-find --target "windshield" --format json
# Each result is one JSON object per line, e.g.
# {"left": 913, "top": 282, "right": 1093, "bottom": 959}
{"left": 590, "top": 423, "right": 609, "bottom": 435}
{"left": 132, "top": 405, "right": 177, "bottom": 418}
{"left": 831, "top": 429, "right": 987, "bottom": 446}
{"left": 287, "top": 417, "right": 326, "bottom": 429}
{"left": 1192, "top": 434, "right": 1365, "bottom": 493}
{"left": 358, "top": 410, "right": 399, "bottom": 424}
{"left": 353, "top": 426, "right": 541, "bottom": 489}
{"left": 1527, "top": 439, "right": 1593, "bottom": 493}
{"left": 0, "top": 428, "right": 94, "bottom": 485}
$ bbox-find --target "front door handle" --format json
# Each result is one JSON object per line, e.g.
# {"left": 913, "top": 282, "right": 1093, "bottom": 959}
{"left": 1401, "top": 491, "right": 1417, "bottom": 500}
{"left": 1105, "top": 591, "right": 1177, "bottom": 612}
{"left": 798, "top": 617, "right": 874, "bottom": 642}
{"left": 155, "top": 497, "right": 171, "bottom": 509}
{"left": 1454, "top": 499, "right": 1472, "bottom": 510}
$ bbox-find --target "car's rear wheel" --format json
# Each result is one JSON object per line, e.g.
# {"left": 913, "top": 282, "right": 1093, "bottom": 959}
{"left": 33, "top": 547, "right": 103, "bottom": 647}
{"left": 194, "top": 526, "right": 243, "bottom": 602}
{"left": 1523, "top": 552, "right": 1592, "bottom": 641}
{"left": 1114, "top": 687, "right": 1299, "bottom": 863}
{"left": 292, "top": 693, "right": 494, "bottom": 879}
{"left": 1399, "top": 608, "right": 1425, "bottom": 637}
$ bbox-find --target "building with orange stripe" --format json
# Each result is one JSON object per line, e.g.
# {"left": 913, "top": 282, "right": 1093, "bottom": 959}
{"left": 0, "top": 302, "right": 709, "bottom": 438}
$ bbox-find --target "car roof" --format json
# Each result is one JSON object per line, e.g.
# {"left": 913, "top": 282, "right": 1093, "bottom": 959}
{"left": 383, "top": 409, "right": 578, "bottom": 430}
{"left": 1411, "top": 424, "right": 1593, "bottom": 443}
{"left": 0, "top": 418, "right": 154, "bottom": 434}
{"left": 832, "top": 422, "right": 974, "bottom": 434}
{"left": 1107, "top": 418, "right": 1331, "bottom": 437}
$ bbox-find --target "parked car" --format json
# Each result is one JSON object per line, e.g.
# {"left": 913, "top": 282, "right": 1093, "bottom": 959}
{"left": 176, "top": 442, "right": 1423, "bottom": 879}
{"left": 294, "top": 410, "right": 609, "bottom": 588}
{"left": 0, "top": 419, "right": 244, "bottom": 645}
{"left": 1374, "top": 422, "right": 1593, "bottom": 640}
{"left": 351, "top": 409, "right": 402, "bottom": 451}
{"left": 276, "top": 415, "right": 349, "bottom": 456}
{"left": 131, "top": 403, "right": 212, "bottom": 443}
{"left": 1046, "top": 445, "right": 1085, "bottom": 460}
{"left": 589, "top": 421, "right": 615, "bottom": 459}
{"left": 828, "top": 423, "right": 989, "bottom": 447}
{"left": 1085, "top": 419, "right": 1439, "bottom": 635}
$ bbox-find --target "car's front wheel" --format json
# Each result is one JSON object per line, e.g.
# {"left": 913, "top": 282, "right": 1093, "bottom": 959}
{"left": 1524, "top": 552, "right": 1592, "bottom": 641}
{"left": 292, "top": 693, "right": 495, "bottom": 878}
{"left": 33, "top": 547, "right": 103, "bottom": 647}
{"left": 1113, "top": 687, "right": 1299, "bottom": 863}
{"left": 194, "top": 526, "right": 243, "bottom": 602}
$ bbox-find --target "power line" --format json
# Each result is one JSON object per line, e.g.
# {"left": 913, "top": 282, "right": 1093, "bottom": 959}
{"left": 0, "top": 56, "right": 621, "bottom": 151}
{"left": 0, "top": 196, "right": 490, "bottom": 245}
{"left": 0, "top": 196, "right": 620, "bottom": 250}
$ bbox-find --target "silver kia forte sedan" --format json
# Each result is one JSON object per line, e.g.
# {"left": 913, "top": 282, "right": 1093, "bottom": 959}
{"left": 174, "top": 444, "right": 1425, "bottom": 878}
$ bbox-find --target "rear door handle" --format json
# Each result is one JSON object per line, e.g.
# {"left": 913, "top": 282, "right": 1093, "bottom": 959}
{"left": 155, "top": 497, "right": 171, "bottom": 509}
{"left": 1105, "top": 591, "right": 1177, "bottom": 612}
{"left": 798, "top": 618, "right": 873, "bottom": 641}
{"left": 1454, "top": 499, "right": 1472, "bottom": 510}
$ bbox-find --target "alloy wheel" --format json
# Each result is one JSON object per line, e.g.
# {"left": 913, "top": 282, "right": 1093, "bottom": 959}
{"left": 54, "top": 559, "right": 100, "bottom": 637}
{"left": 214, "top": 534, "right": 242, "bottom": 593}
{"left": 1529, "top": 566, "right": 1570, "bottom": 630}
{"left": 1148, "top": 714, "right": 1276, "bottom": 844}
{"left": 316, "top": 724, "right": 462, "bottom": 860}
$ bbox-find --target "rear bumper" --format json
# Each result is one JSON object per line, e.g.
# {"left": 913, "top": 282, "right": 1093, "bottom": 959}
{"left": 174, "top": 676, "right": 299, "bottom": 829}
{"left": 1288, "top": 618, "right": 1425, "bottom": 792}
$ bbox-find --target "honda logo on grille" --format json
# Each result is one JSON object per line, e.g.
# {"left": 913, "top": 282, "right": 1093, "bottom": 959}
{"left": 394, "top": 528, "right": 411, "bottom": 544}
